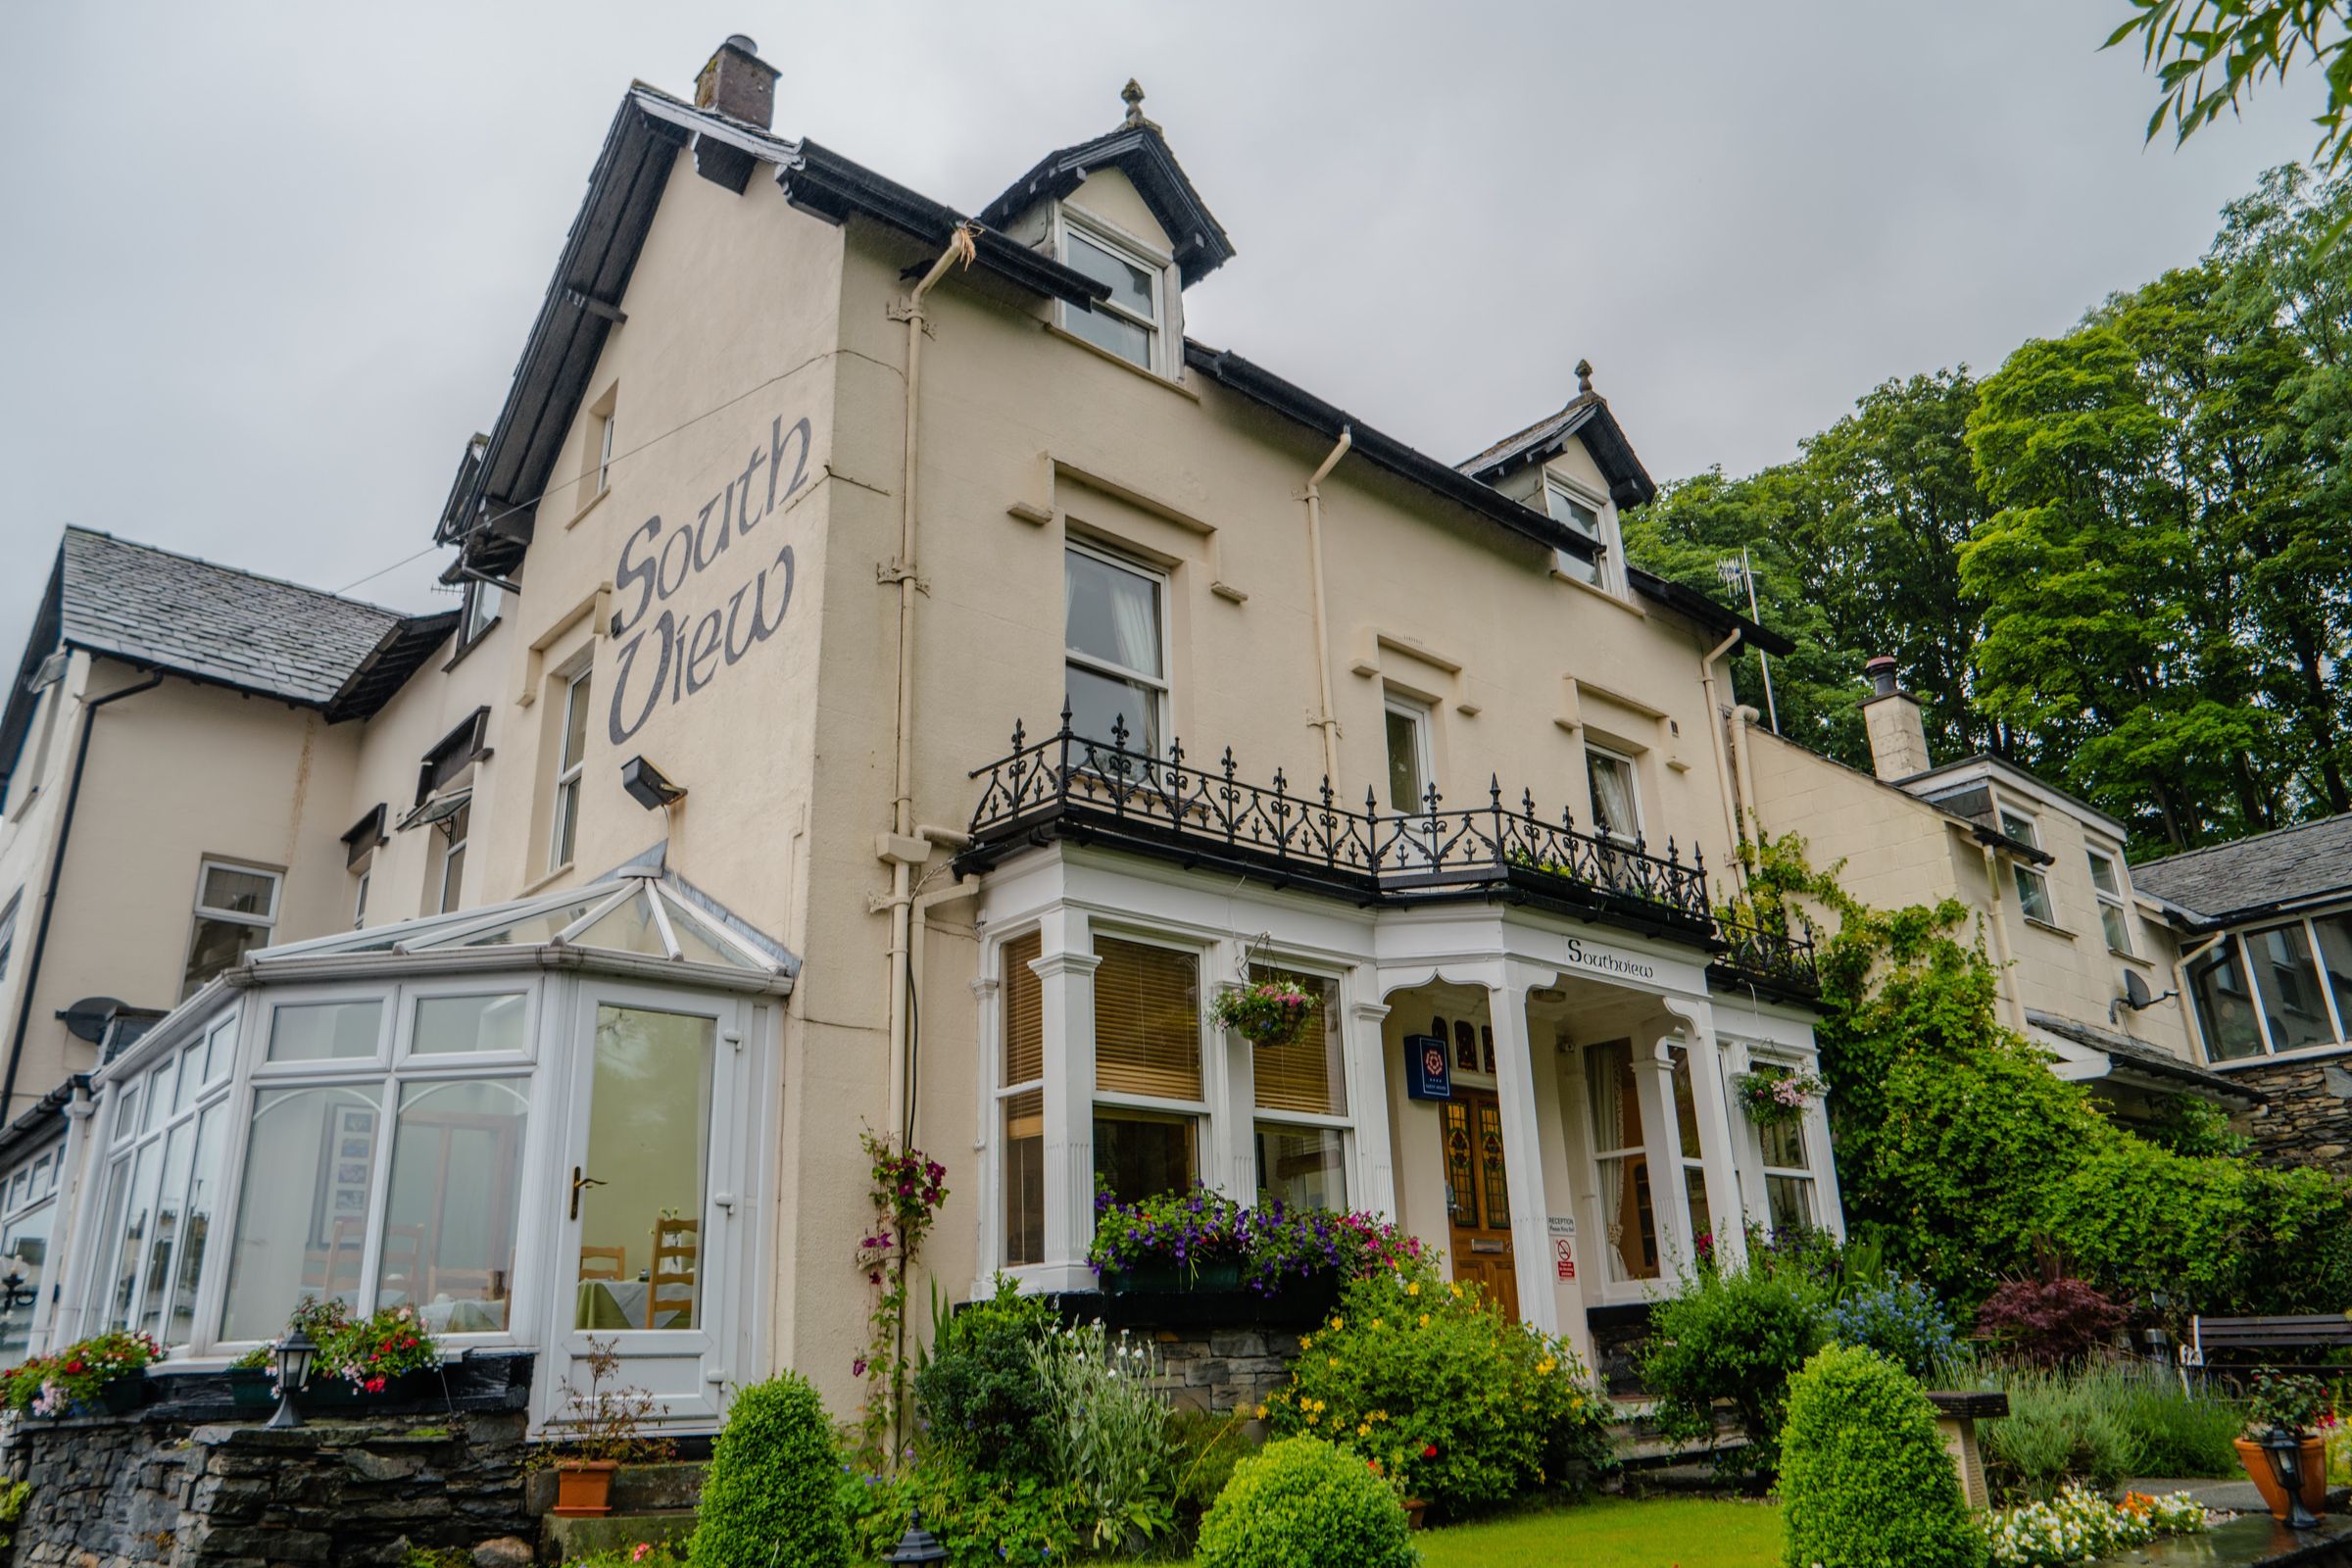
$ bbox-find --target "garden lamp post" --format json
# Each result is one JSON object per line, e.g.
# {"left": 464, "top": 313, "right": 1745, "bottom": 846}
{"left": 882, "top": 1508, "right": 948, "bottom": 1565}
{"left": 2261, "top": 1422, "right": 2320, "bottom": 1530}
{"left": 266, "top": 1327, "right": 318, "bottom": 1431}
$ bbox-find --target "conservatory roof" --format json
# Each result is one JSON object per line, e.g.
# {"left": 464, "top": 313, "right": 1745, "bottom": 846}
{"left": 249, "top": 870, "right": 798, "bottom": 989}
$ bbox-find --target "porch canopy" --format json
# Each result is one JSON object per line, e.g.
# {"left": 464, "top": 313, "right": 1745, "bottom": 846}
{"left": 62, "top": 867, "right": 794, "bottom": 1379}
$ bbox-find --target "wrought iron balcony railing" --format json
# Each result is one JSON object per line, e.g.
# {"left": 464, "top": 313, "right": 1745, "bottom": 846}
{"left": 1712, "top": 912, "right": 1822, "bottom": 999}
{"left": 959, "top": 712, "right": 1721, "bottom": 938}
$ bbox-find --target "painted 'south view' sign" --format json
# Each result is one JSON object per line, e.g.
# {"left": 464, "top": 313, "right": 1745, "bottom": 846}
{"left": 609, "top": 412, "right": 813, "bottom": 745}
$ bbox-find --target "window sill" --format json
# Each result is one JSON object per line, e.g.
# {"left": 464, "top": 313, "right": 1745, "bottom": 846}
{"left": 440, "top": 620, "right": 502, "bottom": 674}
{"left": 1043, "top": 322, "right": 1200, "bottom": 401}
{"left": 2111, "top": 947, "right": 2152, "bottom": 967}
{"left": 1549, "top": 566, "right": 1644, "bottom": 617}
{"left": 2205, "top": 1040, "right": 2352, "bottom": 1072}
{"left": 2021, "top": 917, "right": 2076, "bottom": 940}
{"left": 515, "top": 861, "right": 577, "bottom": 899}
{"left": 564, "top": 484, "right": 612, "bottom": 532}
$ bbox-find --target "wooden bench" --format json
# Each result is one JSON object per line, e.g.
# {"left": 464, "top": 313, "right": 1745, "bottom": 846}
{"left": 2182, "top": 1313, "right": 2352, "bottom": 1379}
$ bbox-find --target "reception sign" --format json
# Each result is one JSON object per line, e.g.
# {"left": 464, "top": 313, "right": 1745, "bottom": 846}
{"left": 1403, "top": 1034, "right": 1451, "bottom": 1102}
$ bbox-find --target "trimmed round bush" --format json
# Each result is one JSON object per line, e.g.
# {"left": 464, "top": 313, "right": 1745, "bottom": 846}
{"left": 1197, "top": 1437, "right": 1416, "bottom": 1568}
{"left": 690, "top": 1372, "right": 850, "bottom": 1568}
{"left": 1780, "top": 1344, "right": 1984, "bottom": 1568}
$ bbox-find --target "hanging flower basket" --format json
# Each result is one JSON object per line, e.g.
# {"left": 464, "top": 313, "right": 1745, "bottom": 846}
{"left": 1733, "top": 1067, "right": 1824, "bottom": 1127}
{"left": 1209, "top": 976, "right": 1320, "bottom": 1050}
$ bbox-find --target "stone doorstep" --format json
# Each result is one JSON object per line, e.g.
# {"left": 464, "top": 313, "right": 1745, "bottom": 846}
{"left": 542, "top": 1509, "right": 697, "bottom": 1563}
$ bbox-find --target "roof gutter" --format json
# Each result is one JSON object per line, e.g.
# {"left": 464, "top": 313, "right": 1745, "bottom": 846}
{"left": 0, "top": 672, "right": 164, "bottom": 1121}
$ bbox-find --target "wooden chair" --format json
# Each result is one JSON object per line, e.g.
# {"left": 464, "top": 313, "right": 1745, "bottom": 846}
{"left": 649, "top": 1217, "right": 698, "bottom": 1327}
{"left": 577, "top": 1245, "right": 627, "bottom": 1282}
{"left": 301, "top": 1217, "right": 368, "bottom": 1298}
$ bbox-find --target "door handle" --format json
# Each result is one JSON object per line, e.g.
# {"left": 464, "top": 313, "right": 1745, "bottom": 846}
{"left": 569, "top": 1165, "right": 608, "bottom": 1221}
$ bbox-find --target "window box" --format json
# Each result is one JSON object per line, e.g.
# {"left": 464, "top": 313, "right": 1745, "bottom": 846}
{"left": 295, "top": 1365, "right": 446, "bottom": 1411}
{"left": 224, "top": 1365, "right": 274, "bottom": 1412}
{"left": 1102, "top": 1259, "right": 1244, "bottom": 1296}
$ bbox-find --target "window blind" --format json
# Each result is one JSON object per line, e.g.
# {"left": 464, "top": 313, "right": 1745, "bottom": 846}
{"left": 1002, "top": 932, "right": 1043, "bottom": 1088}
{"left": 1250, "top": 970, "right": 1345, "bottom": 1115}
{"left": 1094, "top": 937, "right": 1201, "bottom": 1101}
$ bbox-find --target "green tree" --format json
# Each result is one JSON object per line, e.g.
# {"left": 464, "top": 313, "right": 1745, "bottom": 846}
{"left": 2109, "top": 2, "right": 2352, "bottom": 173}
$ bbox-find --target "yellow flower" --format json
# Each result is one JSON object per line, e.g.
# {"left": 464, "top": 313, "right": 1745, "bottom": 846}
{"left": 1569, "top": 1395, "right": 1585, "bottom": 1411}
{"left": 1328, "top": 1356, "right": 1341, "bottom": 1368}
{"left": 1448, "top": 1283, "right": 1463, "bottom": 1299}
{"left": 1357, "top": 1422, "right": 1372, "bottom": 1438}
{"left": 1331, "top": 1316, "right": 1346, "bottom": 1330}
{"left": 1370, "top": 1318, "right": 1382, "bottom": 1330}
{"left": 1299, "top": 1335, "right": 1313, "bottom": 1349}
{"left": 1254, "top": 1403, "right": 1268, "bottom": 1419}
{"left": 1406, "top": 1282, "right": 1421, "bottom": 1297}
{"left": 1419, "top": 1313, "right": 1431, "bottom": 1328}
{"left": 1537, "top": 1358, "right": 1556, "bottom": 1376}
{"left": 1306, "top": 1411, "right": 1319, "bottom": 1425}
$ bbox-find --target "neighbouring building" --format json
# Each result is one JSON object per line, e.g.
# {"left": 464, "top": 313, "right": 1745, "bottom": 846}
{"left": 0, "top": 39, "right": 1838, "bottom": 1428}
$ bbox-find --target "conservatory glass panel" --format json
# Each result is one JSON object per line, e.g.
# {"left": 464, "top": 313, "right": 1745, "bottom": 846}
{"left": 167, "top": 1103, "right": 225, "bottom": 1348}
{"left": 574, "top": 1005, "right": 714, "bottom": 1331}
{"left": 412, "top": 994, "right": 527, "bottom": 1056}
{"left": 662, "top": 906, "right": 761, "bottom": 969}
{"left": 269, "top": 1000, "right": 383, "bottom": 1062}
{"left": 451, "top": 898, "right": 612, "bottom": 950}
{"left": 2187, "top": 943, "right": 2266, "bottom": 1061}
{"left": 376, "top": 1078, "right": 529, "bottom": 1333}
{"left": 220, "top": 1083, "right": 384, "bottom": 1341}
{"left": 573, "top": 898, "right": 670, "bottom": 958}
{"left": 2247, "top": 922, "right": 2333, "bottom": 1052}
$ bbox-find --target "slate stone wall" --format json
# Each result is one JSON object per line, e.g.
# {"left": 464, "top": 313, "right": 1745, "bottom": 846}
{"left": 1147, "top": 1324, "right": 1305, "bottom": 1412}
{"left": 2231, "top": 1056, "right": 2352, "bottom": 1176}
{"left": 5, "top": 1407, "right": 533, "bottom": 1568}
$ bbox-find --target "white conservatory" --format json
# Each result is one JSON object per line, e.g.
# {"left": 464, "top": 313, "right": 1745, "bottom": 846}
{"left": 47, "top": 868, "right": 795, "bottom": 1430}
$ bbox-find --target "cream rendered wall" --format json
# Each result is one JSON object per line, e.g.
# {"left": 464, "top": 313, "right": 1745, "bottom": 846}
{"left": 799, "top": 179, "right": 1761, "bottom": 1381}
{"left": 20, "top": 664, "right": 363, "bottom": 1111}
{"left": 0, "top": 650, "right": 93, "bottom": 1121}
{"left": 1740, "top": 722, "right": 2192, "bottom": 1060}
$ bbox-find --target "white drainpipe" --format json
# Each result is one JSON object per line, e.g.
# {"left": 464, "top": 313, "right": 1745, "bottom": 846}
{"left": 1698, "top": 628, "right": 1745, "bottom": 894}
{"left": 1301, "top": 427, "right": 1352, "bottom": 784}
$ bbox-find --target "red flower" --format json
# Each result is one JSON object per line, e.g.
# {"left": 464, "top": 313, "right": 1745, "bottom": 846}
{"left": 64, "top": 1359, "right": 82, "bottom": 1375}
{"left": 365, "top": 1377, "right": 387, "bottom": 1394}
{"left": 1422, "top": 1444, "right": 1439, "bottom": 1459}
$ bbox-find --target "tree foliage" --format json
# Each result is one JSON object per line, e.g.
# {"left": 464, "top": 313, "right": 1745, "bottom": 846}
{"left": 1734, "top": 835, "right": 2352, "bottom": 1315}
{"left": 2108, "top": 1, "right": 2352, "bottom": 173}
{"left": 1630, "top": 167, "right": 2352, "bottom": 853}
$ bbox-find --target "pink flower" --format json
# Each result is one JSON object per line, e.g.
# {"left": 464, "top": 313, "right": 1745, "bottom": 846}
{"left": 631, "top": 1545, "right": 654, "bottom": 1563}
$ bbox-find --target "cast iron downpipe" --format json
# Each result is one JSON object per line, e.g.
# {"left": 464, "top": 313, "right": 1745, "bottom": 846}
{"left": 0, "top": 671, "right": 164, "bottom": 1119}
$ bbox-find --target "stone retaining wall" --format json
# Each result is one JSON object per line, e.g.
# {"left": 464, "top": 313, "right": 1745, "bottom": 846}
{"left": 2233, "top": 1057, "right": 2352, "bottom": 1177}
{"left": 6, "top": 1410, "right": 535, "bottom": 1568}
{"left": 1146, "top": 1324, "right": 1306, "bottom": 1412}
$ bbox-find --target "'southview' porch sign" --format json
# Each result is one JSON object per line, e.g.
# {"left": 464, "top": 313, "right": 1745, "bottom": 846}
{"left": 609, "top": 412, "right": 813, "bottom": 744}
{"left": 1557, "top": 935, "right": 1657, "bottom": 983}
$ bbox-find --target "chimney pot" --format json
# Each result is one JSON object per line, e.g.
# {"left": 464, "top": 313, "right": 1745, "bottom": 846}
{"left": 695, "top": 35, "right": 779, "bottom": 129}
{"left": 1865, "top": 656, "right": 1899, "bottom": 698}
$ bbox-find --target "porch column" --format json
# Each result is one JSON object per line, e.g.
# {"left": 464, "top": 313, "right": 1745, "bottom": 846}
{"left": 1348, "top": 998, "right": 1395, "bottom": 1220}
{"left": 1630, "top": 1030, "right": 1689, "bottom": 1277}
{"left": 1716, "top": 1035, "right": 1769, "bottom": 1260}
{"left": 1664, "top": 995, "right": 1747, "bottom": 1273}
{"left": 1489, "top": 963, "right": 1561, "bottom": 1335}
{"left": 1031, "top": 907, "right": 1100, "bottom": 1288}
{"left": 1806, "top": 1080, "right": 1847, "bottom": 1240}
{"left": 1211, "top": 962, "right": 1256, "bottom": 1204}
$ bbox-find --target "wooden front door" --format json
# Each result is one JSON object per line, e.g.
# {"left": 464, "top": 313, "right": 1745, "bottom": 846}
{"left": 1441, "top": 1090, "right": 1519, "bottom": 1322}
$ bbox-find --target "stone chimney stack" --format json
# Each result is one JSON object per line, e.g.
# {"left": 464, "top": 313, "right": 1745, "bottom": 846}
{"left": 1862, "top": 656, "right": 1932, "bottom": 782}
{"left": 695, "top": 35, "right": 778, "bottom": 129}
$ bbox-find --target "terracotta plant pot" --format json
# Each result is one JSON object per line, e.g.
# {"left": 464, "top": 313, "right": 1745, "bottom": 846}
{"left": 1403, "top": 1497, "right": 1429, "bottom": 1531}
{"left": 552, "top": 1459, "right": 618, "bottom": 1517}
{"left": 2233, "top": 1436, "right": 2328, "bottom": 1521}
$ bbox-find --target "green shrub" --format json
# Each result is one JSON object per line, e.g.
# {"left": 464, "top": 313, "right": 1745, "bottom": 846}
{"left": 1027, "top": 1320, "right": 1178, "bottom": 1550}
{"left": 1195, "top": 1437, "right": 1416, "bottom": 1568}
{"left": 913, "top": 1278, "right": 1058, "bottom": 1477}
{"left": 1780, "top": 1344, "right": 1985, "bottom": 1568}
{"left": 1830, "top": 1275, "right": 1959, "bottom": 1380}
{"left": 847, "top": 1462, "right": 1085, "bottom": 1568}
{"left": 1642, "top": 1256, "right": 1830, "bottom": 1477}
{"left": 1172, "top": 1406, "right": 1262, "bottom": 1527}
{"left": 1977, "top": 1361, "right": 2241, "bottom": 1500}
{"left": 690, "top": 1373, "right": 850, "bottom": 1568}
{"left": 1264, "top": 1272, "right": 1612, "bottom": 1517}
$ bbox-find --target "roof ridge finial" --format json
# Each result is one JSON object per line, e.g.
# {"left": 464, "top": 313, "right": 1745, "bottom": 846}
{"left": 1575, "top": 358, "right": 1594, "bottom": 397}
{"left": 1122, "top": 78, "right": 1152, "bottom": 129}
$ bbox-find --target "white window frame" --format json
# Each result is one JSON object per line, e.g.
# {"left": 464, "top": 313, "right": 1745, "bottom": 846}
{"left": 1582, "top": 1039, "right": 1660, "bottom": 1297}
{"left": 1053, "top": 209, "right": 1171, "bottom": 376}
{"left": 1088, "top": 927, "right": 1214, "bottom": 1202}
{"left": 1544, "top": 477, "right": 1614, "bottom": 592}
{"left": 2196, "top": 913, "right": 2352, "bottom": 1062}
{"left": 1586, "top": 745, "right": 1644, "bottom": 848}
{"left": 1063, "top": 540, "right": 1172, "bottom": 756}
{"left": 0, "top": 1136, "right": 65, "bottom": 1357}
{"left": 2086, "top": 846, "right": 2133, "bottom": 956}
{"left": 1999, "top": 808, "right": 2056, "bottom": 925}
{"left": 1746, "top": 1051, "right": 1824, "bottom": 1237}
{"left": 1382, "top": 694, "right": 1435, "bottom": 814}
{"left": 459, "top": 580, "right": 503, "bottom": 647}
{"left": 80, "top": 1015, "right": 238, "bottom": 1348}
{"left": 548, "top": 663, "right": 592, "bottom": 874}
{"left": 991, "top": 928, "right": 1048, "bottom": 1270}
{"left": 184, "top": 861, "right": 282, "bottom": 996}
{"left": 436, "top": 803, "right": 471, "bottom": 915}
{"left": 352, "top": 868, "right": 371, "bottom": 931}
{"left": 1238, "top": 959, "right": 1355, "bottom": 1212}
{"left": 0, "top": 892, "right": 18, "bottom": 984}
{"left": 597, "top": 411, "right": 616, "bottom": 496}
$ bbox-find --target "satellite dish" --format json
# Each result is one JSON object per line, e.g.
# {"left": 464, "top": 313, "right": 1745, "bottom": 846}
{"left": 56, "top": 997, "right": 124, "bottom": 1044}
{"left": 2123, "top": 971, "right": 2154, "bottom": 1011}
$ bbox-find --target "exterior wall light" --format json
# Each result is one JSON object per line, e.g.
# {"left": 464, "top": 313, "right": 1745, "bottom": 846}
{"left": 883, "top": 1509, "right": 949, "bottom": 1564}
{"left": 267, "top": 1326, "right": 318, "bottom": 1430}
{"left": 620, "top": 756, "right": 687, "bottom": 810}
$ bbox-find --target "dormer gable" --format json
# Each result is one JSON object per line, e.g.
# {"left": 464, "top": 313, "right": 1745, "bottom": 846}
{"left": 976, "top": 81, "right": 1236, "bottom": 288}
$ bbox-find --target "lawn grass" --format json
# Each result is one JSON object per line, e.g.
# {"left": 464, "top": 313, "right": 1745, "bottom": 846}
{"left": 1405, "top": 1495, "right": 1784, "bottom": 1568}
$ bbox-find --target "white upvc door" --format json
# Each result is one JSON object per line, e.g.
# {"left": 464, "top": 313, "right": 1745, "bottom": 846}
{"left": 539, "top": 979, "right": 750, "bottom": 1428}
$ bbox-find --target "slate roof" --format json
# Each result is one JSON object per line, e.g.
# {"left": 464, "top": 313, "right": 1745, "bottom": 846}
{"left": 54, "top": 528, "right": 419, "bottom": 708}
{"left": 2026, "top": 1009, "right": 2262, "bottom": 1107}
{"left": 1457, "top": 390, "right": 1661, "bottom": 512}
{"left": 2131, "top": 812, "right": 2352, "bottom": 925}
{"left": 976, "top": 117, "right": 1236, "bottom": 285}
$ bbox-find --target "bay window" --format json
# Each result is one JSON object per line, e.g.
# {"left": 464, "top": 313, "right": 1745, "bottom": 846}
{"left": 2189, "top": 910, "right": 2352, "bottom": 1062}
{"left": 1248, "top": 969, "right": 1348, "bottom": 1210}
{"left": 999, "top": 932, "right": 1046, "bottom": 1268}
{"left": 1092, "top": 935, "right": 1203, "bottom": 1207}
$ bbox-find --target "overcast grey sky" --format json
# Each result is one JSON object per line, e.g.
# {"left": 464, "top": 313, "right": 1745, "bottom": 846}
{"left": 0, "top": 3, "right": 2326, "bottom": 658}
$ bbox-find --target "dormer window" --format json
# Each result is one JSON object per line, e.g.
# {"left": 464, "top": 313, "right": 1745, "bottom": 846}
{"left": 1546, "top": 480, "right": 1609, "bottom": 589}
{"left": 1056, "top": 216, "right": 1166, "bottom": 374}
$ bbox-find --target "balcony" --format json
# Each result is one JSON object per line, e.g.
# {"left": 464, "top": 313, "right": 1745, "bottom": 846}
{"left": 958, "top": 713, "right": 1732, "bottom": 946}
{"left": 1711, "top": 912, "right": 1822, "bottom": 1004}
